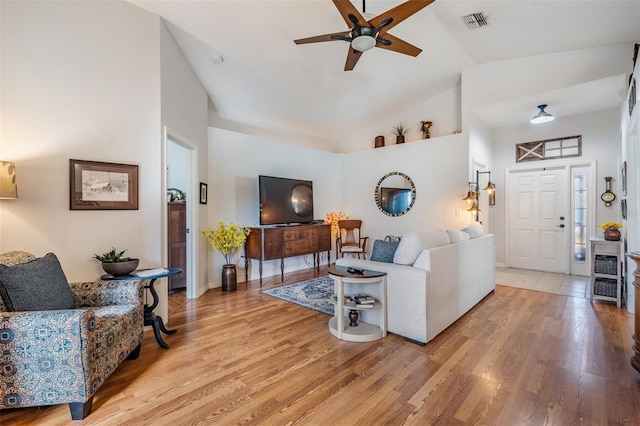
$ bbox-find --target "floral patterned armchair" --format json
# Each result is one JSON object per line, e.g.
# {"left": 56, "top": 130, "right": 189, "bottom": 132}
{"left": 0, "top": 251, "right": 145, "bottom": 420}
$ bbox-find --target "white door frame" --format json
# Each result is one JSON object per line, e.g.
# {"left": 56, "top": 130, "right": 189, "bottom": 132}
{"left": 162, "top": 126, "right": 198, "bottom": 299}
{"left": 505, "top": 159, "right": 596, "bottom": 275}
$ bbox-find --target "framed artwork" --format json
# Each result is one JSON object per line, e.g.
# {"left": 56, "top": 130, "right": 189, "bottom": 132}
{"left": 69, "top": 159, "right": 138, "bottom": 210}
{"left": 622, "top": 161, "right": 627, "bottom": 196}
{"left": 199, "top": 182, "right": 208, "bottom": 204}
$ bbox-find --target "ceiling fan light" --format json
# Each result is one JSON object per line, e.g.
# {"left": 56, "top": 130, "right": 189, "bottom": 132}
{"left": 531, "top": 104, "right": 554, "bottom": 124}
{"left": 351, "top": 35, "right": 376, "bottom": 52}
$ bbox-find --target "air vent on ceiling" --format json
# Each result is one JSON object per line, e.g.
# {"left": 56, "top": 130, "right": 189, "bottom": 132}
{"left": 462, "top": 12, "right": 489, "bottom": 29}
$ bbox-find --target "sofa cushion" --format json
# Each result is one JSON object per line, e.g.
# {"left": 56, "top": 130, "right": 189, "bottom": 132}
{"left": 0, "top": 253, "right": 75, "bottom": 311}
{"left": 393, "top": 233, "right": 424, "bottom": 265}
{"left": 462, "top": 222, "right": 484, "bottom": 238}
{"left": 446, "top": 229, "right": 471, "bottom": 243}
{"left": 418, "top": 229, "right": 450, "bottom": 249}
{"left": 412, "top": 249, "right": 431, "bottom": 270}
{"left": 370, "top": 240, "right": 400, "bottom": 263}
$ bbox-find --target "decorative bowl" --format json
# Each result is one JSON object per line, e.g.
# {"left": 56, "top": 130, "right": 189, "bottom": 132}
{"left": 101, "top": 259, "right": 139, "bottom": 276}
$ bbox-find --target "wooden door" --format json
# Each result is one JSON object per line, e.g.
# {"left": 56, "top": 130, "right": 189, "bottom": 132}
{"left": 168, "top": 203, "right": 187, "bottom": 290}
{"left": 508, "top": 167, "right": 569, "bottom": 273}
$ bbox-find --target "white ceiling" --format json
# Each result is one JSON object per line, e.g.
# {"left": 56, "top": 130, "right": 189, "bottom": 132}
{"left": 129, "top": 0, "right": 640, "bottom": 151}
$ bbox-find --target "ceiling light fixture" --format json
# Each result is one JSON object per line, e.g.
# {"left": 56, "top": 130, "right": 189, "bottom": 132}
{"left": 530, "top": 104, "right": 555, "bottom": 124}
{"left": 351, "top": 35, "right": 376, "bottom": 52}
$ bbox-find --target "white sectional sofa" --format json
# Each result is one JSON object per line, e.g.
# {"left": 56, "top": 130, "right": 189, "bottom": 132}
{"left": 335, "top": 224, "right": 495, "bottom": 345}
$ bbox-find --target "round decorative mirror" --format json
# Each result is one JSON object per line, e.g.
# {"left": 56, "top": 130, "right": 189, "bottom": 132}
{"left": 374, "top": 172, "right": 416, "bottom": 216}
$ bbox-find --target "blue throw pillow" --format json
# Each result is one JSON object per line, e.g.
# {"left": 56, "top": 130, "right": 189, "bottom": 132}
{"left": 370, "top": 240, "right": 400, "bottom": 263}
{"left": 0, "top": 253, "right": 74, "bottom": 311}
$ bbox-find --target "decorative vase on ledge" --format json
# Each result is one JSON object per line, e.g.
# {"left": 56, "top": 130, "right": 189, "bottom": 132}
{"left": 396, "top": 135, "right": 405, "bottom": 144}
{"left": 374, "top": 135, "right": 385, "bottom": 148}
{"left": 604, "top": 228, "right": 621, "bottom": 241}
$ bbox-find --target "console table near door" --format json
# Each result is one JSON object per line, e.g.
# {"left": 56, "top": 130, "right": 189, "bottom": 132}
{"left": 102, "top": 268, "right": 182, "bottom": 349}
{"left": 589, "top": 235, "right": 624, "bottom": 307}
{"left": 244, "top": 224, "right": 331, "bottom": 285}
{"left": 626, "top": 252, "right": 640, "bottom": 376}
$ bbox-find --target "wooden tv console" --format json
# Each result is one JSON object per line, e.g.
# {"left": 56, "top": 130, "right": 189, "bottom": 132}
{"left": 244, "top": 223, "right": 331, "bottom": 285}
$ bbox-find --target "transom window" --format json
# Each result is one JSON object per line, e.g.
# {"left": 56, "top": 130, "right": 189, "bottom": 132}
{"left": 516, "top": 135, "right": 582, "bottom": 163}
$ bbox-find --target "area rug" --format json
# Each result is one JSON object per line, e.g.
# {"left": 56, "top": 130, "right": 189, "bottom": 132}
{"left": 261, "top": 276, "right": 334, "bottom": 315}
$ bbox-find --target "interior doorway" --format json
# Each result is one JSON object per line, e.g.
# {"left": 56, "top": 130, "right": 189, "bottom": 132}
{"left": 163, "top": 128, "right": 198, "bottom": 299}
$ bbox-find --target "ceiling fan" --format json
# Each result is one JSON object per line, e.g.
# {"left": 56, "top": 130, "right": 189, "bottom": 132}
{"left": 294, "top": 0, "right": 435, "bottom": 71}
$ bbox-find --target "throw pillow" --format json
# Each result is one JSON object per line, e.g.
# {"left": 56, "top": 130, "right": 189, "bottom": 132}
{"left": 393, "top": 233, "right": 424, "bottom": 265}
{"left": 413, "top": 249, "right": 431, "bottom": 270}
{"left": 0, "top": 253, "right": 74, "bottom": 311}
{"left": 370, "top": 240, "right": 400, "bottom": 263}
{"left": 418, "top": 229, "right": 450, "bottom": 249}
{"left": 446, "top": 229, "right": 471, "bottom": 243}
{"left": 462, "top": 222, "right": 484, "bottom": 238}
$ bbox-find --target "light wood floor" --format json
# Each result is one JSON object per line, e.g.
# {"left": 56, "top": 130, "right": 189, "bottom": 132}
{"left": 3, "top": 266, "right": 640, "bottom": 425}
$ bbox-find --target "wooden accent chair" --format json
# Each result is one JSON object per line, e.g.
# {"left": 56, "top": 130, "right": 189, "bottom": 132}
{"left": 336, "top": 220, "right": 369, "bottom": 259}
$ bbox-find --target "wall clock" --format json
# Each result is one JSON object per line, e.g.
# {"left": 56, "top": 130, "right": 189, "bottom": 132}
{"left": 601, "top": 176, "right": 616, "bottom": 207}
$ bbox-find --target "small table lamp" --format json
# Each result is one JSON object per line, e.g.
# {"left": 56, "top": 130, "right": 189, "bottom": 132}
{"left": 0, "top": 161, "right": 18, "bottom": 199}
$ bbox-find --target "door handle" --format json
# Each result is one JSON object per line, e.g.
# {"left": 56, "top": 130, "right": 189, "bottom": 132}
{"left": 555, "top": 224, "right": 565, "bottom": 228}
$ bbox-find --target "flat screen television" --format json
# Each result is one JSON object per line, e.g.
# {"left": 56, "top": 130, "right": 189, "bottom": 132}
{"left": 259, "top": 175, "right": 314, "bottom": 225}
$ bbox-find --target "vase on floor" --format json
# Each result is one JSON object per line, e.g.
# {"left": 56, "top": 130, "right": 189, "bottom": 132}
{"left": 604, "top": 228, "right": 621, "bottom": 241}
{"left": 221, "top": 264, "right": 237, "bottom": 291}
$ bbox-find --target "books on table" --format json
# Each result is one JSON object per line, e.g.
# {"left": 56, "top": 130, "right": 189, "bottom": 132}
{"left": 351, "top": 294, "right": 376, "bottom": 308}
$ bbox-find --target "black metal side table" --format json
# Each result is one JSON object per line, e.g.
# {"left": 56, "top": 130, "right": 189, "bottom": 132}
{"left": 102, "top": 267, "right": 182, "bottom": 349}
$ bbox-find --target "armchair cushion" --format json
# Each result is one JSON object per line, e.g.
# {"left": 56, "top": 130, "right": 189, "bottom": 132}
{"left": 0, "top": 253, "right": 74, "bottom": 311}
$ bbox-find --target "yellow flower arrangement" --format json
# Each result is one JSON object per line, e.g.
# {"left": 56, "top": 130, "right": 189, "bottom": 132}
{"left": 201, "top": 222, "right": 251, "bottom": 265}
{"left": 325, "top": 211, "right": 349, "bottom": 238}
{"left": 599, "top": 221, "right": 623, "bottom": 231}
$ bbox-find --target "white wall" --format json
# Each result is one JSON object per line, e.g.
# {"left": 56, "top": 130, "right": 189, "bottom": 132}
{"left": 0, "top": 2, "right": 163, "bottom": 281}
{"left": 343, "top": 85, "right": 462, "bottom": 153}
{"left": 493, "top": 108, "right": 622, "bottom": 267}
{"left": 206, "top": 127, "right": 342, "bottom": 286}
{"left": 160, "top": 20, "right": 209, "bottom": 302}
{"left": 166, "top": 140, "right": 190, "bottom": 193}
{"left": 468, "top": 114, "right": 496, "bottom": 232}
{"left": 340, "top": 133, "right": 472, "bottom": 242}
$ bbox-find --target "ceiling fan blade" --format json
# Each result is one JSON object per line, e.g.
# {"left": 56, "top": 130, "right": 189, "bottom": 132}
{"left": 294, "top": 31, "right": 351, "bottom": 45}
{"left": 375, "top": 33, "right": 422, "bottom": 56}
{"left": 369, "top": 0, "right": 435, "bottom": 36}
{"left": 344, "top": 48, "right": 363, "bottom": 71}
{"left": 332, "top": 0, "right": 367, "bottom": 28}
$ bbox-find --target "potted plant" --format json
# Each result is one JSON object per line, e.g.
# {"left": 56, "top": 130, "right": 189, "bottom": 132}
{"left": 600, "top": 221, "right": 623, "bottom": 241}
{"left": 391, "top": 123, "right": 409, "bottom": 144}
{"left": 201, "top": 222, "right": 251, "bottom": 291}
{"left": 94, "top": 248, "right": 139, "bottom": 276}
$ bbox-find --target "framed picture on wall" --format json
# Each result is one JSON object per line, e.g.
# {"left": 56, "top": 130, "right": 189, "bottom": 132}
{"left": 69, "top": 159, "right": 138, "bottom": 210}
{"left": 622, "top": 161, "right": 627, "bottom": 197}
{"left": 199, "top": 182, "right": 208, "bottom": 204}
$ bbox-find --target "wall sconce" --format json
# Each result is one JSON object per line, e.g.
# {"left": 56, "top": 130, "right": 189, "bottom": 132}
{"left": 0, "top": 161, "right": 18, "bottom": 199}
{"left": 462, "top": 170, "right": 495, "bottom": 221}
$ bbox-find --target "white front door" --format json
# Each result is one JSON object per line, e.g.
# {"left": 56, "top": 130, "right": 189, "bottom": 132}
{"left": 508, "top": 167, "right": 569, "bottom": 273}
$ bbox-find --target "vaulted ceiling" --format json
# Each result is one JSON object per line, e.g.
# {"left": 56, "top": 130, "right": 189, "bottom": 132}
{"left": 130, "top": 0, "right": 640, "bottom": 151}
